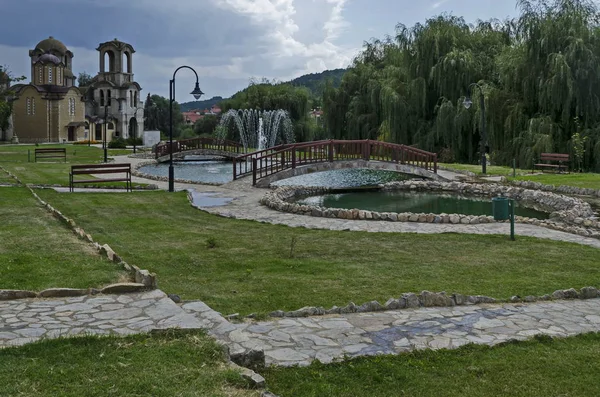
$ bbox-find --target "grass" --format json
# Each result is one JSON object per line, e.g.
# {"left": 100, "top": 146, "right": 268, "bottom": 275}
{"left": 439, "top": 162, "right": 527, "bottom": 176}
{"left": 0, "top": 330, "right": 259, "bottom": 397}
{"left": 263, "top": 333, "right": 600, "bottom": 397}
{"left": 512, "top": 173, "right": 600, "bottom": 191}
{"left": 36, "top": 189, "right": 600, "bottom": 316}
{"left": 0, "top": 144, "right": 141, "bottom": 186}
{"left": 0, "top": 187, "right": 125, "bottom": 290}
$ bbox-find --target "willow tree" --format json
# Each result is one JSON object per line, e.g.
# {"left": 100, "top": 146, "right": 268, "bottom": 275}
{"left": 323, "top": 0, "right": 600, "bottom": 170}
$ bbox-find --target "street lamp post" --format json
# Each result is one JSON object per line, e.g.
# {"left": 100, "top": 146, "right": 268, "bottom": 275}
{"left": 132, "top": 107, "right": 143, "bottom": 154}
{"left": 103, "top": 105, "right": 109, "bottom": 163}
{"left": 168, "top": 66, "right": 204, "bottom": 192}
{"left": 463, "top": 83, "right": 487, "bottom": 175}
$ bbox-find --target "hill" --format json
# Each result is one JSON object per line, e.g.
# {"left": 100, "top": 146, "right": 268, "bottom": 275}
{"left": 179, "top": 69, "right": 347, "bottom": 110}
{"left": 179, "top": 96, "right": 224, "bottom": 112}
{"left": 288, "top": 68, "right": 346, "bottom": 96}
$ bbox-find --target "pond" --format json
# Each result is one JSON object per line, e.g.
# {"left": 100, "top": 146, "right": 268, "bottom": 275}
{"left": 139, "top": 160, "right": 233, "bottom": 184}
{"left": 295, "top": 190, "right": 550, "bottom": 220}
{"left": 273, "top": 169, "right": 421, "bottom": 188}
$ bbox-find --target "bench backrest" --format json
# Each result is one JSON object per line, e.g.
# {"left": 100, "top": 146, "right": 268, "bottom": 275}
{"left": 35, "top": 148, "right": 66, "bottom": 153}
{"left": 71, "top": 163, "right": 131, "bottom": 171}
{"left": 540, "top": 153, "right": 569, "bottom": 162}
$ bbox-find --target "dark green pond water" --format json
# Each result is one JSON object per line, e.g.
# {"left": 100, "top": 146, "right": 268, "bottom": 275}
{"left": 273, "top": 168, "right": 420, "bottom": 188}
{"left": 296, "top": 190, "right": 550, "bottom": 219}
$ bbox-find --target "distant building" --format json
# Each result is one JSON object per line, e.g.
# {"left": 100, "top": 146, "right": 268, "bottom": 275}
{"left": 8, "top": 36, "right": 85, "bottom": 143}
{"left": 182, "top": 105, "right": 222, "bottom": 125}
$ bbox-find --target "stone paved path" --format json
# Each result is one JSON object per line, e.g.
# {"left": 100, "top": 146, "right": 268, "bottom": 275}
{"left": 0, "top": 290, "right": 202, "bottom": 348}
{"left": 183, "top": 298, "right": 600, "bottom": 367}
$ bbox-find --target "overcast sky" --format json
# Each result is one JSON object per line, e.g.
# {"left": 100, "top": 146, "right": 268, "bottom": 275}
{"left": 1, "top": 0, "right": 518, "bottom": 103}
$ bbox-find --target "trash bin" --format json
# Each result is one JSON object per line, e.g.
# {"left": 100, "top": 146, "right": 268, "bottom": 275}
{"left": 492, "top": 197, "right": 509, "bottom": 221}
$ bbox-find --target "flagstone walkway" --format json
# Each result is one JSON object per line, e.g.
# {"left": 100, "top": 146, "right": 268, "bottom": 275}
{"left": 0, "top": 290, "right": 202, "bottom": 348}
{"left": 184, "top": 298, "right": 600, "bottom": 367}
{"left": 3, "top": 290, "right": 600, "bottom": 369}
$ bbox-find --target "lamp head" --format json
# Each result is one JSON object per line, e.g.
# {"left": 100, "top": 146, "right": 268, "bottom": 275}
{"left": 463, "top": 97, "right": 473, "bottom": 110}
{"left": 191, "top": 82, "right": 204, "bottom": 100}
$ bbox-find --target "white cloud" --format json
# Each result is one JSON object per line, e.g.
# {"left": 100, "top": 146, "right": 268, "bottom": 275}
{"left": 1, "top": 0, "right": 357, "bottom": 101}
{"left": 431, "top": 0, "right": 450, "bottom": 10}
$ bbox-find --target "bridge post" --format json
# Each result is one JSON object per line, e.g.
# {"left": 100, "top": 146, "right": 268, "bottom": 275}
{"left": 252, "top": 158, "right": 257, "bottom": 186}
{"left": 434, "top": 153, "right": 438, "bottom": 174}
{"left": 233, "top": 158, "right": 237, "bottom": 180}
{"left": 364, "top": 140, "right": 371, "bottom": 161}
{"left": 292, "top": 148, "right": 296, "bottom": 169}
{"left": 328, "top": 140, "right": 334, "bottom": 163}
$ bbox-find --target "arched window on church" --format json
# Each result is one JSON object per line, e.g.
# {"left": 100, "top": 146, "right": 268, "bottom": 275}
{"left": 100, "top": 90, "right": 105, "bottom": 107}
{"left": 130, "top": 90, "right": 133, "bottom": 107}
{"left": 108, "top": 122, "right": 115, "bottom": 130}
{"left": 32, "top": 98, "right": 35, "bottom": 115}
{"left": 58, "top": 68, "right": 62, "bottom": 85}
{"left": 38, "top": 67, "right": 43, "bottom": 84}
{"left": 26, "top": 98, "right": 31, "bottom": 115}
{"left": 48, "top": 67, "right": 53, "bottom": 84}
{"left": 107, "top": 90, "right": 112, "bottom": 106}
{"left": 134, "top": 91, "right": 138, "bottom": 107}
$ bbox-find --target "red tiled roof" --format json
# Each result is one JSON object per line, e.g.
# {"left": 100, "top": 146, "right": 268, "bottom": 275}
{"left": 182, "top": 111, "right": 203, "bottom": 124}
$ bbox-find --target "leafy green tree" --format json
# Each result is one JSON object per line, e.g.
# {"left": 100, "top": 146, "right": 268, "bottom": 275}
{"left": 321, "top": 0, "right": 600, "bottom": 171}
{"left": 194, "top": 114, "right": 219, "bottom": 136}
{"left": 143, "top": 93, "right": 184, "bottom": 136}
{"left": 0, "top": 66, "right": 26, "bottom": 141}
{"left": 77, "top": 72, "right": 93, "bottom": 87}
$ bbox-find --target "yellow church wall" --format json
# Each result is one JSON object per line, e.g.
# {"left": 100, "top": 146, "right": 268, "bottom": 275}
{"left": 12, "top": 86, "right": 49, "bottom": 143}
{"left": 56, "top": 88, "right": 86, "bottom": 142}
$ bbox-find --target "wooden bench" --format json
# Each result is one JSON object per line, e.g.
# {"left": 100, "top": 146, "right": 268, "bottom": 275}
{"left": 534, "top": 153, "right": 570, "bottom": 173}
{"left": 69, "top": 163, "right": 132, "bottom": 192}
{"left": 35, "top": 148, "right": 66, "bottom": 162}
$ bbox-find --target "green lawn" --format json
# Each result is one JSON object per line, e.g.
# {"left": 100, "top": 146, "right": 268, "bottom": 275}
{"left": 36, "top": 189, "right": 600, "bottom": 316}
{"left": 0, "top": 187, "right": 125, "bottom": 290}
{"left": 0, "top": 144, "right": 139, "bottom": 186}
{"left": 264, "top": 333, "right": 600, "bottom": 397}
{"left": 0, "top": 330, "right": 259, "bottom": 397}
{"left": 439, "top": 163, "right": 527, "bottom": 176}
{"left": 513, "top": 173, "right": 600, "bottom": 191}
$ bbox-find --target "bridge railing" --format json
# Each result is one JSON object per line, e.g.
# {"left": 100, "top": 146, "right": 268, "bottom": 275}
{"left": 236, "top": 139, "right": 437, "bottom": 185}
{"left": 155, "top": 137, "right": 244, "bottom": 159}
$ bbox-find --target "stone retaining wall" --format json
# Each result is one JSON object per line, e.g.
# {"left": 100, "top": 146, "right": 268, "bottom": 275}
{"left": 268, "top": 286, "right": 600, "bottom": 318}
{"left": 511, "top": 179, "right": 600, "bottom": 198}
{"left": 260, "top": 180, "right": 600, "bottom": 238}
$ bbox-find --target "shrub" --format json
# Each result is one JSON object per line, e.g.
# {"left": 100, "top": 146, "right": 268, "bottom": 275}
{"left": 73, "top": 140, "right": 100, "bottom": 145}
{"left": 108, "top": 137, "right": 127, "bottom": 149}
{"left": 126, "top": 136, "right": 143, "bottom": 146}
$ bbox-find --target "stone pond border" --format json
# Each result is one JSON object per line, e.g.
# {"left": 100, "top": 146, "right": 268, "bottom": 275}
{"left": 132, "top": 160, "right": 225, "bottom": 186}
{"left": 260, "top": 180, "right": 600, "bottom": 239}
{"left": 268, "top": 286, "right": 600, "bottom": 318}
{"left": 0, "top": 165, "right": 157, "bottom": 301}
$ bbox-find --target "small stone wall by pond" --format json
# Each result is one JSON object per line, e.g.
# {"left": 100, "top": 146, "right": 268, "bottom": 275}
{"left": 260, "top": 180, "right": 600, "bottom": 238}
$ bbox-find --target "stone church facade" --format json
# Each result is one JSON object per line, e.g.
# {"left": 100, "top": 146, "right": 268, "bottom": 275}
{"left": 82, "top": 39, "right": 144, "bottom": 142}
{"left": 6, "top": 37, "right": 144, "bottom": 143}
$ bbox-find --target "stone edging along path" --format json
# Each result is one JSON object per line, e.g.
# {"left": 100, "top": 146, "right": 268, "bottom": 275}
{"left": 260, "top": 180, "right": 600, "bottom": 239}
{"left": 0, "top": 166, "right": 157, "bottom": 301}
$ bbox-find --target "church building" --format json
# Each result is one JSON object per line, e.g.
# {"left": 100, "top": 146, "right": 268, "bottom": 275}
{"left": 9, "top": 37, "right": 85, "bottom": 143}
{"left": 6, "top": 37, "right": 144, "bottom": 143}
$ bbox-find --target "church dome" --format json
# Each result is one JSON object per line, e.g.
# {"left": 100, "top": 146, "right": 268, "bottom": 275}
{"left": 37, "top": 53, "right": 62, "bottom": 65}
{"left": 35, "top": 36, "right": 68, "bottom": 55}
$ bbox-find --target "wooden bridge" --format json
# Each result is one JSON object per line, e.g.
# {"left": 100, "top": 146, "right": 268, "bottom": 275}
{"left": 155, "top": 137, "right": 245, "bottom": 163}
{"left": 232, "top": 139, "right": 438, "bottom": 185}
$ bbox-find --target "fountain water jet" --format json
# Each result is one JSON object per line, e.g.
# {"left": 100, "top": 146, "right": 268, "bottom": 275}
{"left": 218, "top": 109, "right": 294, "bottom": 151}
